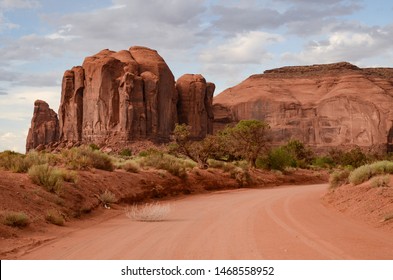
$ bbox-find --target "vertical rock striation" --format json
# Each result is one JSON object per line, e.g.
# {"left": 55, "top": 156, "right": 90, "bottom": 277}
{"left": 26, "top": 46, "right": 215, "bottom": 151}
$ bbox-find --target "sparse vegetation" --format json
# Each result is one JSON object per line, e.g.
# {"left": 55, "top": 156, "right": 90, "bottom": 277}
{"left": 125, "top": 202, "right": 171, "bottom": 222}
{"left": 2, "top": 211, "right": 29, "bottom": 228}
{"left": 138, "top": 150, "right": 195, "bottom": 179}
{"left": 62, "top": 146, "right": 114, "bottom": 171}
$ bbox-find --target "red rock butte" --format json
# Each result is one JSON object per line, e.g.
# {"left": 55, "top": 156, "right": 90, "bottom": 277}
{"left": 26, "top": 46, "right": 215, "bottom": 151}
{"left": 27, "top": 53, "right": 393, "bottom": 153}
{"left": 213, "top": 62, "right": 393, "bottom": 153}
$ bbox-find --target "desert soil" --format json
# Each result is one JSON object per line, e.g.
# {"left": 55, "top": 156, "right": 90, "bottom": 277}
{"left": 7, "top": 184, "right": 393, "bottom": 260}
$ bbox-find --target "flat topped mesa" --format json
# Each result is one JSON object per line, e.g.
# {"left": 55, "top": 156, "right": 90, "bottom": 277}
{"left": 213, "top": 62, "right": 393, "bottom": 153}
{"left": 26, "top": 46, "right": 215, "bottom": 152}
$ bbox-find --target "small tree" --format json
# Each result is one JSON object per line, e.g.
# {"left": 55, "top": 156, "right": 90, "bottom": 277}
{"left": 172, "top": 124, "right": 218, "bottom": 169}
{"left": 224, "top": 120, "right": 271, "bottom": 168}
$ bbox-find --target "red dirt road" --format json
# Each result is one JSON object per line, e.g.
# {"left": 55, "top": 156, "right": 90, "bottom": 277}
{"left": 17, "top": 184, "right": 393, "bottom": 259}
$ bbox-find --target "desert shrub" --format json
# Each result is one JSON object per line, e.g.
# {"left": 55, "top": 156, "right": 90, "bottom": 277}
{"left": 45, "top": 210, "right": 65, "bottom": 226}
{"left": 89, "top": 143, "right": 100, "bottom": 150}
{"left": 348, "top": 165, "right": 372, "bottom": 185}
{"left": 2, "top": 211, "right": 29, "bottom": 228}
{"left": 230, "top": 167, "right": 252, "bottom": 186}
{"left": 329, "top": 147, "right": 370, "bottom": 168}
{"left": 284, "top": 139, "right": 315, "bottom": 167}
{"left": 125, "top": 202, "right": 171, "bottom": 222}
{"left": 28, "top": 164, "right": 64, "bottom": 194}
{"left": 370, "top": 175, "right": 390, "bottom": 188}
{"left": 62, "top": 146, "right": 114, "bottom": 171}
{"left": 138, "top": 152, "right": 195, "bottom": 179}
{"left": 119, "top": 148, "right": 132, "bottom": 157}
{"left": 0, "top": 151, "right": 29, "bottom": 173}
{"left": 98, "top": 190, "right": 117, "bottom": 206}
{"left": 58, "top": 169, "right": 78, "bottom": 183}
{"left": 207, "top": 159, "right": 226, "bottom": 169}
{"left": 0, "top": 150, "right": 58, "bottom": 173}
{"left": 348, "top": 161, "right": 393, "bottom": 185}
{"left": 266, "top": 147, "right": 296, "bottom": 171}
{"left": 329, "top": 169, "right": 350, "bottom": 189}
{"left": 313, "top": 156, "right": 336, "bottom": 169}
{"left": 121, "top": 161, "right": 140, "bottom": 173}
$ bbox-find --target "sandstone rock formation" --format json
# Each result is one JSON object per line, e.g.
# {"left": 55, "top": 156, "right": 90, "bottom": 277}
{"left": 26, "top": 100, "right": 59, "bottom": 151}
{"left": 213, "top": 62, "right": 393, "bottom": 152}
{"left": 176, "top": 74, "right": 215, "bottom": 139}
{"left": 27, "top": 46, "right": 215, "bottom": 151}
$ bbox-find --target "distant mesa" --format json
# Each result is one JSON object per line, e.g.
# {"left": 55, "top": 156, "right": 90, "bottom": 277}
{"left": 26, "top": 46, "right": 215, "bottom": 152}
{"left": 213, "top": 61, "right": 393, "bottom": 152}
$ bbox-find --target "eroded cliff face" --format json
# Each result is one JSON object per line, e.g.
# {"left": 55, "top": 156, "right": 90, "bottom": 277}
{"left": 176, "top": 74, "right": 215, "bottom": 140}
{"left": 27, "top": 46, "right": 215, "bottom": 151}
{"left": 213, "top": 62, "right": 393, "bottom": 151}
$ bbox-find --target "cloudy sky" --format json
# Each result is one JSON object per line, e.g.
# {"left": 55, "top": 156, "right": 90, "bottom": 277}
{"left": 1, "top": 0, "right": 392, "bottom": 152}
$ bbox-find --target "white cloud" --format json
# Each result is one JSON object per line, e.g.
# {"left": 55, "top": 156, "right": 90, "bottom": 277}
{"left": 282, "top": 28, "right": 393, "bottom": 64}
{"left": 0, "top": 0, "right": 39, "bottom": 9}
{"left": 201, "top": 31, "right": 284, "bottom": 64}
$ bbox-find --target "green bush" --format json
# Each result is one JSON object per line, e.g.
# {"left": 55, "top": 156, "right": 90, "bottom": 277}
{"left": 313, "top": 156, "right": 335, "bottom": 169}
{"left": 266, "top": 147, "right": 296, "bottom": 171}
{"left": 329, "top": 169, "right": 350, "bottom": 189}
{"left": 329, "top": 147, "right": 369, "bottom": 168}
{"left": 119, "top": 148, "right": 132, "bottom": 157}
{"left": 2, "top": 211, "right": 29, "bottom": 228}
{"left": 28, "top": 164, "right": 64, "bottom": 194}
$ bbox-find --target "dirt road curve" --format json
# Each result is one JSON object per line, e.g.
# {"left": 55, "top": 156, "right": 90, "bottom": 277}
{"left": 20, "top": 184, "right": 393, "bottom": 259}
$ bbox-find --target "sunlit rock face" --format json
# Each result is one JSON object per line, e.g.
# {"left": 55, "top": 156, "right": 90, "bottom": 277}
{"left": 213, "top": 62, "right": 393, "bottom": 152}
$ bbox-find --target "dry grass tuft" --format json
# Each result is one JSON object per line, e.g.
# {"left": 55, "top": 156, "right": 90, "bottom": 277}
{"left": 98, "top": 190, "right": 117, "bottom": 207}
{"left": 125, "top": 202, "right": 171, "bottom": 222}
{"left": 45, "top": 210, "right": 65, "bottom": 226}
{"left": 1, "top": 211, "right": 29, "bottom": 228}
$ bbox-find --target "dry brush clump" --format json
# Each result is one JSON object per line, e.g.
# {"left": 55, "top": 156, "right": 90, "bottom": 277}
{"left": 1, "top": 211, "right": 29, "bottom": 228}
{"left": 370, "top": 175, "right": 391, "bottom": 188}
{"left": 329, "top": 169, "right": 351, "bottom": 189}
{"left": 0, "top": 150, "right": 56, "bottom": 173}
{"left": 125, "top": 202, "right": 171, "bottom": 222}
{"left": 97, "top": 190, "right": 117, "bottom": 207}
{"left": 45, "top": 210, "right": 65, "bottom": 226}
{"left": 348, "top": 161, "right": 393, "bottom": 185}
{"left": 28, "top": 164, "right": 65, "bottom": 194}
